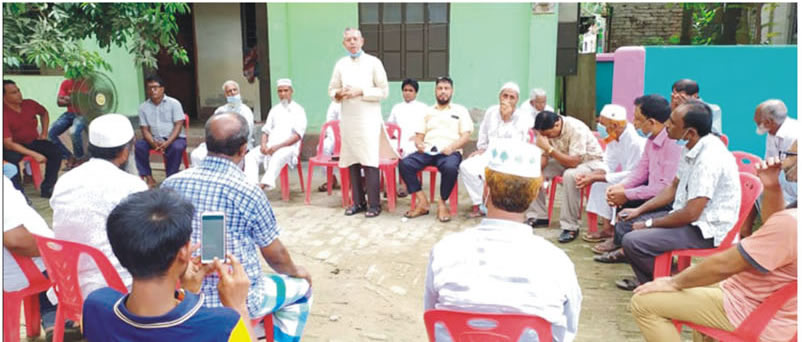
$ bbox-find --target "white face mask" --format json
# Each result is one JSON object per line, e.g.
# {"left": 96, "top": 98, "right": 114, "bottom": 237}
{"left": 226, "top": 94, "right": 241, "bottom": 104}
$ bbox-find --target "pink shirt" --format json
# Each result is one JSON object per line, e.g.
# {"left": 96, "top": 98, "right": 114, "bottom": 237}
{"left": 721, "top": 209, "right": 797, "bottom": 342}
{"left": 621, "top": 128, "right": 683, "bottom": 200}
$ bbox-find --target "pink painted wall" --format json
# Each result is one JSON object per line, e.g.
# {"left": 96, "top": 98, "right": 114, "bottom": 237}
{"left": 610, "top": 47, "right": 645, "bottom": 122}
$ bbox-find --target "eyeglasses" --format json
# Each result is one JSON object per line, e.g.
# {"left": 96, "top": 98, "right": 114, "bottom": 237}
{"left": 779, "top": 151, "right": 798, "bottom": 160}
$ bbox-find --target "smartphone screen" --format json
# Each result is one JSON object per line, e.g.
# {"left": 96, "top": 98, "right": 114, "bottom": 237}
{"left": 201, "top": 213, "right": 225, "bottom": 263}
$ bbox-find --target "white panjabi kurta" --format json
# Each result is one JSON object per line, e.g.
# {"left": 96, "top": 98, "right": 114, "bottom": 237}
{"left": 586, "top": 124, "right": 646, "bottom": 220}
{"left": 190, "top": 102, "right": 256, "bottom": 167}
{"left": 244, "top": 101, "right": 307, "bottom": 188}
{"left": 3, "top": 176, "right": 53, "bottom": 292}
{"left": 386, "top": 99, "right": 428, "bottom": 157}
{"left": 50, "top": 158, "right": 147, "bottom": 298}
{"left": 328, "top": 53, "right": 399, "bottom": 168}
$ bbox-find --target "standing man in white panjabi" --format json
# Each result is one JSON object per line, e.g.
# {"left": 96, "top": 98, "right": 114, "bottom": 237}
{"left": 191, "top": 80, "right": 256, "bottom": 167}
{"left": 519, "top": 88, "right": 555, "bottom": 127}
{"left": 244, "top": 78, "right": 307, "bottom": 190}
{"left": 50, "top": 114, "right": 148, "bottom": 298}
{"left": 576, "top": 104, "right": 645, "bottom": 242}
{"left": 459, "top": 82, "right": 531, "bottom": 218}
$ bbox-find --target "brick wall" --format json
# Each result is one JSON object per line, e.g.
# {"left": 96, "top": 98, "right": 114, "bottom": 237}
{"left": 608, "top": 3, "right": 684, "bottom": 50}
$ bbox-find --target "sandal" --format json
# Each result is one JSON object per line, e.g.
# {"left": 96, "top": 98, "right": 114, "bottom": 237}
{"left": 365, "top": 206, "right": 381, "bottom": 218}
{"left": 344, "top": 203, "right": 367, "bottom": 216}
{"left": 437, "top": 205, "right": 451, "bottom": 223}
{"left": 593, "top": 248, "right": 629, "bottom": 264}
{"left": 591, "top": 239, "right": 617, "bottom": 254}
{"left": 615, "top": 277, "right": 641, "bottom": 291}
{"left": 404, "top": 206, "right": 430, "bottom": 219}
{"left": 467, "top": 206, "right": 484, "bottom": 218}
{"left": 582, "top": 230, "right": 613, "bottom": 243}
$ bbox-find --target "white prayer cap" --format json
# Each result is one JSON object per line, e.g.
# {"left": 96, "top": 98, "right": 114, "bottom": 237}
{"left": 89, "top": 114, "right": 134, "bottom": 148}
{"left": 499, "top": 82, "right": 520, "bottom": 95}
{"left": 600, "top": 104, "right": 627, "bottom": 121}
{"left": 486, "top": 139, "right": 542, "bottom": 178}
{"left": 276, "top": 78, "right": 292, "bottom": 88}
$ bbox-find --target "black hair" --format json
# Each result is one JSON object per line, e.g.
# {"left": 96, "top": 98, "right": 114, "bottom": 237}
{"left": 3, "top": 79, "right": 16, "bottom": 94}
{"left": 205, "top": 112, "right": 249, "bottom": 156}
{"left": 679, "top": 99, "right": 712, "bottom": 137}
{"left": 672, "top": 79, "right": 699, "bottom": 96}
{"left": 534, "top": 111, "right": 560, "bottom": 131}
{"left": 401, "top": 78, "right": 419, "bottom": 92}
{"left": 634, "top": 94, "right": 671, "bottom": 123}
{"left": 106, "top": 188, "right": 194, "bottom": 279}
{"left": 87, "top": 139, "right": 132, "bottom": 161}
{"left": 145, "top": 74, "right": 165, "bottom": 88}
{"left": 435, "top": 76, "right": 453, "bottom": 86}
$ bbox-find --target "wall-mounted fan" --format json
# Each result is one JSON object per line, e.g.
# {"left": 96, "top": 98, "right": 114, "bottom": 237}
{"left": 70, "top": 72, "right": 118, "bottom": 122}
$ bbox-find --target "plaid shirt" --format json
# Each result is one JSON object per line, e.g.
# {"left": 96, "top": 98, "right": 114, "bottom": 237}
{"left": 161, "top": 156, "right": 279, "bottom": 316}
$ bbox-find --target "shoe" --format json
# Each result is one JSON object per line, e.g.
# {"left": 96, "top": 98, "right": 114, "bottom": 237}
{"left": 558, "top": 230, "right": 578, "bottom": 243}
{"left": 593, "top": 248, "right": 629, "bottom": 264}
{"left": 344, "top": 203, "right": 367, "bottom": 216}
{"left": 615, "top": 277, "right": 640, "bottom": 291}
{"left": 365, "top": 206, "right": 381, "bottom": 218}
{"left": 525, "top": 218, "right": 550, "bottom": 228}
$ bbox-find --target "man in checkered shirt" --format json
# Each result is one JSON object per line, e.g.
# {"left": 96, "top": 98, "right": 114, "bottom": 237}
{"left": 162, "top": 112, "right": 312, "bottom": 342}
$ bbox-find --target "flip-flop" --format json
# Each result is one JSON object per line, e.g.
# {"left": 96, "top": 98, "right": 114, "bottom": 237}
{"left": 591, "top": 239, "right": 617, "bottom": 254}
{"left": 437, "top": 206, "right": 451, "bottom": 222}
{"left": 615, "top": 277, "right": 640, "bottom": 291}
{"left": 404, "top": 207, "right": 430, "bottom": 218}
{"left": 582, "top": 230, "right": 614, "bottom": 243}
{"left": 593, "top": 249, "right": 628, "bottom": 264}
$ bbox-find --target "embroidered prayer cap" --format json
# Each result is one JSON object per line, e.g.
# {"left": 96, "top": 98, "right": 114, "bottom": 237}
{"left": 89, "top": 114, "right": 134, "bottom": 148}
{"left": 499, "top": 82, "right": 520, "bottom": 96}
{"left": 277, "top": 78, "right": 293, "bottom": 88}
{"left": 487, "top": 138, "right": 542, "bottom": 178}
{"left": 600, "top": 104, "right": 627, "bottom": 121}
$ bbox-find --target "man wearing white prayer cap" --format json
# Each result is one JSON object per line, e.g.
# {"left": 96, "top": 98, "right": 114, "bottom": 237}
{"left": 459, "top": 81, "right": 532, "bottom": 218}
{"left": 424, "top": 139, "right": 582, "bottom": 342}
{"left": 244, "top": 78, "right": 307, "bottom": 191}
{"left": 574, "top": 104, "right": 646, "bottom": 243}
{"left": 190, "top": 80, "right": 256, "bottom": 167}
{"left": 50, "top": 113, "right": 148, "bottom": 298}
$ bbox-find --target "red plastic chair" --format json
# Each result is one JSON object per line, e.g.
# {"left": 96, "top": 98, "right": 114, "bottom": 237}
{"left": 424, "top": 309, "right": 552, "bottom": 342}
{"left": 719, "top": 133, "right": 729, "bottom": 147}
{"left": 410, "top": 165, "right": 459, "bottom": 216}
{"left": 3, "top": 253, "right": 53, "bottom": 342}
{"left": 278, "top": 141, "right": 305, "bottom": 201}
{"left": 149, "top": 114, "right": 191, "bottom": 170}
{"left": 32, "top": 234, "right": 128, "bottom": 342}
{"left": 379, "top": 123, "right": 402, "bottom": 212}
{"left": 653, "top": 173, "right": 763, "bottom": 278}
{"left": 305, "top": 120, "right": 351, "bottom": 207}
{"left": 732, "top": 151, "right": 761, "bottom": 176}
{"left": 19, "top": 155, "right": 43, "bottom": 191}
{"left": 673, "top": 280, "right": 797, "bottom": 342}
{"left": 250, "top": 314, "right": 274, "bottom": 341}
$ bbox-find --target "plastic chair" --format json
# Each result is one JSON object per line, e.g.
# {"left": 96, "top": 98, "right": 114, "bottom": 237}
{"left": 673, "top": 281, "right": 797, "bottom": 342}
{"left": 719, "top": 133, "right": 729, "bottom": 147}
{"left": 278, "top": 141, "right": 305, "bottom": 201}
{"left": 410, "top": 165, "right": 459, "bottom": 216}
{"left": 424, "top": 309, "right": 552, "bottom": 342}
{"left": 732, "top": 151, "right": 761, "bottom": 176}
{"left": 149, "top": 113, "right": 190, "bottom": 170}
{"left": 379, "top": 123, "right": 402, "bottom": 212}
{"left": 305, "top": 120, "right": 351, "bottom": 207}
{"left": 251, "top": 314, "right": 274, "bottom": 342}
{"left": 3, "top": 253, "right": 53, "bottom": 342}
{"left": 32, "top": 234, "right": 128, "bottom": 342}
{"left": 653, "top": 173, "right": 763, "bottom": 278}
{"left": 19, "top": 155, "right": 43, "bottom": 191}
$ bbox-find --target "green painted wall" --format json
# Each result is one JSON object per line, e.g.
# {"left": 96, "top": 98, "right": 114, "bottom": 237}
{"left": 7, "top": 40, "right": 144, "bottom": 122}
{"left": 528, "top": 6, "right": 558, "bottom": 110}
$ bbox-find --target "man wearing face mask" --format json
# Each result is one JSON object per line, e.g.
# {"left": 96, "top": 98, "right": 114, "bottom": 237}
{"left": 753, "top": 99, "right": 798, "bottom": 204}
{"left": 50, "top": 114, "right": 148, "bottom": 298}
{"left": 244, "top": 79, "right": 306, "bottom": 190}
{"left": 191, "top": 80, "right": 256, "bottom": 167}
{"left": 611, "top": 100, "right": 740, "bottom": 291}
{"left": 593, "top": 95, "right": 682, "bottom": 256}
{"left": 576, "top": 104, "right": 646, "bottom": 243}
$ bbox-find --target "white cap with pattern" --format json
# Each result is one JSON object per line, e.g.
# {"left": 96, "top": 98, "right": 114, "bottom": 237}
{"left": 486, "top": 139, "right": 542, "bottom": 178}
{"left": 499, "top": 82, "right": 520, "bottom": 96}
{"left": 276, "top": 78, "right": 292, "bottom": 87}
{"left": 600, "top": 104, "right": 627, "bottom": 121}
{"left": 89, "top": 114, "right": 134, "bottom": 148}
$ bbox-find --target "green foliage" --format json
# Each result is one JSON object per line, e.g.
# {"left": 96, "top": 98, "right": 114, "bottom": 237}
{"left": 3, "top": 3, "right": 190, "bottom": 78}
{"left": 642, "top": 36, "right": 667, "bottom": 45}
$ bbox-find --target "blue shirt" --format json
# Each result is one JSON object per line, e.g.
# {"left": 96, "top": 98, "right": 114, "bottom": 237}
{"left": 161, "top": 156, "right": 279, "bottom": 316}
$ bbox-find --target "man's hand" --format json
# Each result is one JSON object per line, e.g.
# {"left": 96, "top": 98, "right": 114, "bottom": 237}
{"left": 534, "top": 132, "right": 551, "bottom": 152}
{"left": 756, "top": 157, "right": 783, "bottom": 190}
{"left": 441, "top": 146, "right": 454, "bottom": 156}
{"left": 574, "top": 173, "right": 594, "bottom": 189}
{"left": 633, "top": 277, "right": 679, "bottom": 295}
{"left": 293, "top": 265, "right": 312, "bottom": 287}
{"left": 38, "top": 131, "right": 48, "bottom": 141}
{"left": 606, "top": 184, "right": 629, "bottom": 207}
{"left": 30, "top": 152, "right": 47, "bottom": 164}
{"left": 334, "top": 90, "right": 345, "bottom": 102}
{"left": 468, "top": 149, "right": 485, "bottom": 159}
{"left": 415, "top": 141, "right": 426, "bottom": 153}
{"left": 265, "top": 146, "right": 278, "bottom": 156}
{"left": 618, "top": 208, "right": 641, "bottom": 222}
{"left": 632, "top": 221, "right": 647, "bottom": 230}
{"left": 180, "top": 244, "right": 211, "bottom": 293}
{"left": 214, "top": 254, "right": 251, "bottom": 312}
{"left": 342, "top": 87, "right": 363, "bottom": 99}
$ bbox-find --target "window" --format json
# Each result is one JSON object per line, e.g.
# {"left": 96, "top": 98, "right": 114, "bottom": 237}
{"left": 359, "top": 3, "right": 449, "bottom": 81}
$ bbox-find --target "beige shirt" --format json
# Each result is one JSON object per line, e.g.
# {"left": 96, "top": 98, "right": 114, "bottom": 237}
{"left": 328, "top": 53, "right": 398, "bottom": 168}
{"left": 550, "top": 115, "right": 604, "bottom": 163}
{"left": 416, "top": 104, "right": 473, "bottom": 153}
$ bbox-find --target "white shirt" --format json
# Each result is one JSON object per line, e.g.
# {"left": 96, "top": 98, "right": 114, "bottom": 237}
{"left": 262, "top": 101, "right": 307, "bottom": 154}
{"left": 387, "top": 99, "right": 427, "bottom": 156}
{"left": 50, "top": 158, "right": 148, "bottom": 297}
{"left": 326, "top": 101, "right": 341, "bottom": 123}
{"left": 424, "top": 218, "right": 582, "bottom": 342}
{"left": 476, "top": 105, "right": 532, "bottom": 150}
{"left": 519, "top": 101, "right": 555, "bottom": 128}
{"left": 603, "top": 124, "right": 646, "bottom": 182}
{"left": 764, "top": 117, "right": 799, "bottom": 159}
{"left": 3, "top": 176, "right": 53, "bottom": 292}
{"left": 215, "top": 102, "right": 256, "bottom": 150}
{"left": 672, "top": 134, "right": 741, "bottom": 246}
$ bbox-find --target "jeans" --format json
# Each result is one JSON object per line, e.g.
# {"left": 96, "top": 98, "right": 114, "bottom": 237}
{"left": 48, "top": 112, "right": 87, "bottom": 159}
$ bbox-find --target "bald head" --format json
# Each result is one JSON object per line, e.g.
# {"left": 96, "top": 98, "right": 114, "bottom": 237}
{"left": 205, "top": 112, "right": 249, "bottom": 156}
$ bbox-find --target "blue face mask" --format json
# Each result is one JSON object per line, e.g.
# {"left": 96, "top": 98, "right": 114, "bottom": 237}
{"left": 226, "top": 94, "right": 241, "bottom": 103}
{"left": 349, "top": 49, "right": 363, "bottom": 58}
{"left": 636, "top": 127, "right": 652, "bottom": 139}
{"left": 676, "top": 128, "right": 690, "bottom": 147}
{"left": 596, "top": 123, "right": 609, "bottom": 139}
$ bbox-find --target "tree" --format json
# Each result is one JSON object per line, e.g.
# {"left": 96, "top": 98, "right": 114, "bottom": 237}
{"left": 3, "top": 3, "right": 190, "bottom": 79}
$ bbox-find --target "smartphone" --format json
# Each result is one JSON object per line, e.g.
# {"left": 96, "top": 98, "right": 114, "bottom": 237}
{"left": 201, "top": 212, "right": 226, "bottom": 264}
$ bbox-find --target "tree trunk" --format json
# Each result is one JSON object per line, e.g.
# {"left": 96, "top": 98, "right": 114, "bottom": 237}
{"left": 753, "top": 3, "right": 763, "bottom": 44}
{"left": 680, "top": 4, "right": 693, "bottom": 45}
{"left": 719, "top": 3, "right": 742, "bottom": 44}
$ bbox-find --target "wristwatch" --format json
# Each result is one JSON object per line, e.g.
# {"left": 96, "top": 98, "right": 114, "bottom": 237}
{"left": 546, "top": 147, "right": 555, "bottom": 156}
{"left": 645, "top": 218, "right": 654, "bottom": 228}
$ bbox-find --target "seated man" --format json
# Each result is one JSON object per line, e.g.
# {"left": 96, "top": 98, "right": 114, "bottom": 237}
{"left": 49, "top": 77, "right": 88, "bottom": 170}
{"left": 629, "top": 155, "right": 797, "bottom": 342}
{"left": 134, "top": 74, "right": 187, "bottom": 187}
{"left": 425, "top": 139, "right": 581, "bottom": 342}
{"left": 191, "top": 80, "right": 256, "bottom": 167}
{"left": 614, "top": 100, "right": 741, "bottom": 290}
{"left": 244, "top": 78, "right": 307, "bottom": 190}
{"left": 51, "top": 114, "right": 148, "bottom": 298}
{"left": 316, "top": 100, "right": 341, "bottom": 192}
{"left": 519, "top": 87, "right": 555, "bottom": 127}
{"left": 670, "top": 79, "right": 722, "bottom": 135}
{"left": 162, "top": 112, "right": 312, "bottom": 342}
{"left": 387, "top": 78, "right": 428, "bottom": 197}
{"left": 3, "top": 79, "right": 63, "bottom": 197}
{"left": 593, "top": 95, "right": 682, "bottom": 257}
{"left": 459, "top": 82, "right": 530, "bottom": 217}
{"left": 83, "top": 188, "right": 256, "bottom": 342}
{"left": 529, "top": 111, "right": 605, "bottom": 243}
{"left": 399, "top": 76, "right": 473, "bottom": 222}
{"left": 578, "top": 104, "right": 646, "bottom": 242}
